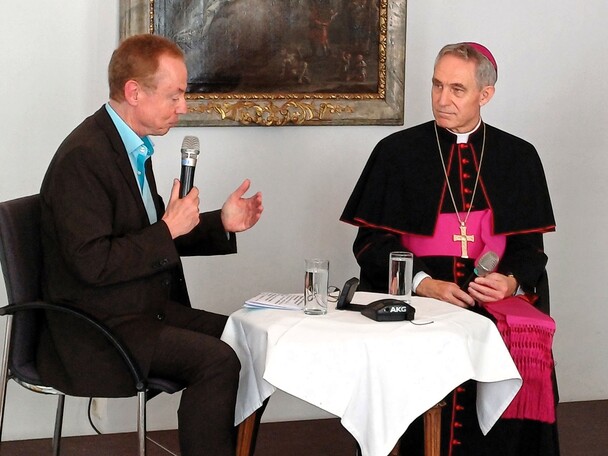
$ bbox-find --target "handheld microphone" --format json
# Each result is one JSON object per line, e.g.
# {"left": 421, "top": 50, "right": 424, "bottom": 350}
{"left": 460, "top": 250, "right": 499, "bottom": 291}
{"left": 179, "top": 136, "right": 200, "bottom": 198}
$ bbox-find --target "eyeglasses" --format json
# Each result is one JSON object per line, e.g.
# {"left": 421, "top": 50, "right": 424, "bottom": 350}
{"left": 327, "top": 285, "right": 341, "bottom": 303}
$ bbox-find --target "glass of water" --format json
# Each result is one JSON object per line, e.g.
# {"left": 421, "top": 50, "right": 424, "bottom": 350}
{"left": 388, "top": 251, "right": 413, "bottom": 303}
{"left": 304, "top": 259, "right": 329, "bottom": 315}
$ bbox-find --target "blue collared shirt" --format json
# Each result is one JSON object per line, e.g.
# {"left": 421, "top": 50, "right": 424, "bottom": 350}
{"left": 105, "top": 103, "right": 158, "bottom": 224}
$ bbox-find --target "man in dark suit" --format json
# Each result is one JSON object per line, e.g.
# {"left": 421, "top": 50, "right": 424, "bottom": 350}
{"left": 38, "top": 34, "right": 263, "bottom": 456}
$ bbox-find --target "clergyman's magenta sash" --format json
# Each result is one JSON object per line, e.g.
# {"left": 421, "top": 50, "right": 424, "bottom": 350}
{"left": 483, "top": 296, "right": 557, "bottom": 423}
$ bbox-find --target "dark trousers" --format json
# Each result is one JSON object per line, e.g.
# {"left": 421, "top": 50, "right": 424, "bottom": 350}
{"left": 148, "top": 302, "right": 240, "bottom": 456}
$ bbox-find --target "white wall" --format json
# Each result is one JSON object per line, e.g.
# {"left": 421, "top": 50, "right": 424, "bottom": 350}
{"left": 1, "top": 0, "right": 606, "bottom": 441}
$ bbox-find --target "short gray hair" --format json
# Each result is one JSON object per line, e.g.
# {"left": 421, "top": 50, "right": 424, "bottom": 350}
{"left": 435, "top": 43, "right": 497, "bottom": 88}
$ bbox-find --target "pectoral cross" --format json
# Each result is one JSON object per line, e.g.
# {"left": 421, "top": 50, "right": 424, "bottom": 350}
{"left": 453, "top": 223, "right": 474, "bottom": 258}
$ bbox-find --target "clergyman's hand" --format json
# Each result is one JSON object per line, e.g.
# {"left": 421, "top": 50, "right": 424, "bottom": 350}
{"left": 221, "top": 179, "right": 263, "bottom": 232}
{"left": 416, "top": 277, "right": 475, "bottom": 308}
{"left": 162, "top": 179, "right": 201, "bottom": 239}
{"left": 468, "top": 272, "right": 517, "bottom": 303}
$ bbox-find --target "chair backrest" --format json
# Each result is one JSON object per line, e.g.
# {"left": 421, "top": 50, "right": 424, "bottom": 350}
{"left": 0, "top": 194, "right": 46, "bottom": 384}
{"left": 0, "top": 195, "right": 43, "bottom": 305}
{"left": 536, "top": 268, "right": 550, "bottom": 316}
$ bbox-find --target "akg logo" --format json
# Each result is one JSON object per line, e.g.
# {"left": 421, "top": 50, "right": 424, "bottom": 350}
{"left": 389, "top": 306, "right": 409, "bottom": 313}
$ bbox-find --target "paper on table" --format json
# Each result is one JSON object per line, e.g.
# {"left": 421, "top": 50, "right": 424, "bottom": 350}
{"left": 244, "top": 292, "right": 304, "bottom": 311}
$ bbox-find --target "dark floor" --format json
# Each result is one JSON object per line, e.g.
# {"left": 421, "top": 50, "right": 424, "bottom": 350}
{"left": 0, "top": 400, "right": 605, "bottom": 455}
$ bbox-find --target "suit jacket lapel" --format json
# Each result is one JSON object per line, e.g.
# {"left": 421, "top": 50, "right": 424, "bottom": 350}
{"left": 93, "top": 107, "right": 152, "bottom": 225}
{"left": 145, "top": 158, "right": 165, "bottom": 219}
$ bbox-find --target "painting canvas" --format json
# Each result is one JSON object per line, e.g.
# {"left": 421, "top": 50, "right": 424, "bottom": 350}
{"left": 120, "top": 0, "right": 406, "bottom": 126}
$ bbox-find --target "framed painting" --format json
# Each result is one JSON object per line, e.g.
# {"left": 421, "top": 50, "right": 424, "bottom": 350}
{"left": 120, "top": 0, "right": 406, "bottom": 126}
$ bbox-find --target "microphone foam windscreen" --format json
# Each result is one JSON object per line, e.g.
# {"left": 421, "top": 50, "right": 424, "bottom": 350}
{"left": 475, "top": 251, "right": 499, "bottom": 276}
{"left": 181, "top": 135, "right": 200, "bottom": 152}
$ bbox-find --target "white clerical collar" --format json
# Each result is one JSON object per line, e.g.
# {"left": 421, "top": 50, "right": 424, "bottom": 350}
{"left": 449, "top": 118, "right": 482, "bottom": 144}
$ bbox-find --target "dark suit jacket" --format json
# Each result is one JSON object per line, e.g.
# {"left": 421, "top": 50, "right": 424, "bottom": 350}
{"left": 37, "top": 106, "right": 237, "bottom": 396}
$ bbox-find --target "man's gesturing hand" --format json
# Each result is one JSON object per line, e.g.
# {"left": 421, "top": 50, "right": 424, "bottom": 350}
{"left": 221, "top": 179, "right": 263, "bottom": 233}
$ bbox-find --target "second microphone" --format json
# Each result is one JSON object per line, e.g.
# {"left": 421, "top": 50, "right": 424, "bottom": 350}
{"left": 460, "top": 250, "right": 499, "bottom": 291}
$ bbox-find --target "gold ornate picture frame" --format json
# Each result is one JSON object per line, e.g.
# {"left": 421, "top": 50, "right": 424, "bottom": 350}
{"left": 120, "top": 0, "right": 406, "bottom": 127}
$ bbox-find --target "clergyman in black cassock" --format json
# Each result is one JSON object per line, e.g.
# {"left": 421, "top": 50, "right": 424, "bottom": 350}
{"left": 341, "top": 42, "right": 560, "bottom": 456}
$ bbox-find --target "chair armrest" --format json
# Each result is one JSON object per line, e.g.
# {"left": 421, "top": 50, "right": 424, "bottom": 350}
{"left": 0, "top": 301, "right": 146, "bottom": 392}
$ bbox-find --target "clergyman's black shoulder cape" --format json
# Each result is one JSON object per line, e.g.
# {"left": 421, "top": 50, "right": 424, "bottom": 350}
{"left": 341, "top": 121, "right": 556, "bottom": 236}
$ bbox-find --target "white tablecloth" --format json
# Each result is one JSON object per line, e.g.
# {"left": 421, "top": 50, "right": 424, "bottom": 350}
{"left": 221, "top": 293, "right": 522, "bottom": 456}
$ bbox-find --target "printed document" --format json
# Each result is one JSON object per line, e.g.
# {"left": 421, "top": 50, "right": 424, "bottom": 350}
{"left": 244, "top": 292, "right": 304, "bottom": 311}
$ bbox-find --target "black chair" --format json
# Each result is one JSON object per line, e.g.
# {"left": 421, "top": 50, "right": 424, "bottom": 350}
{"left": 0, "top": 194, "right": 184, "bottom": 455}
